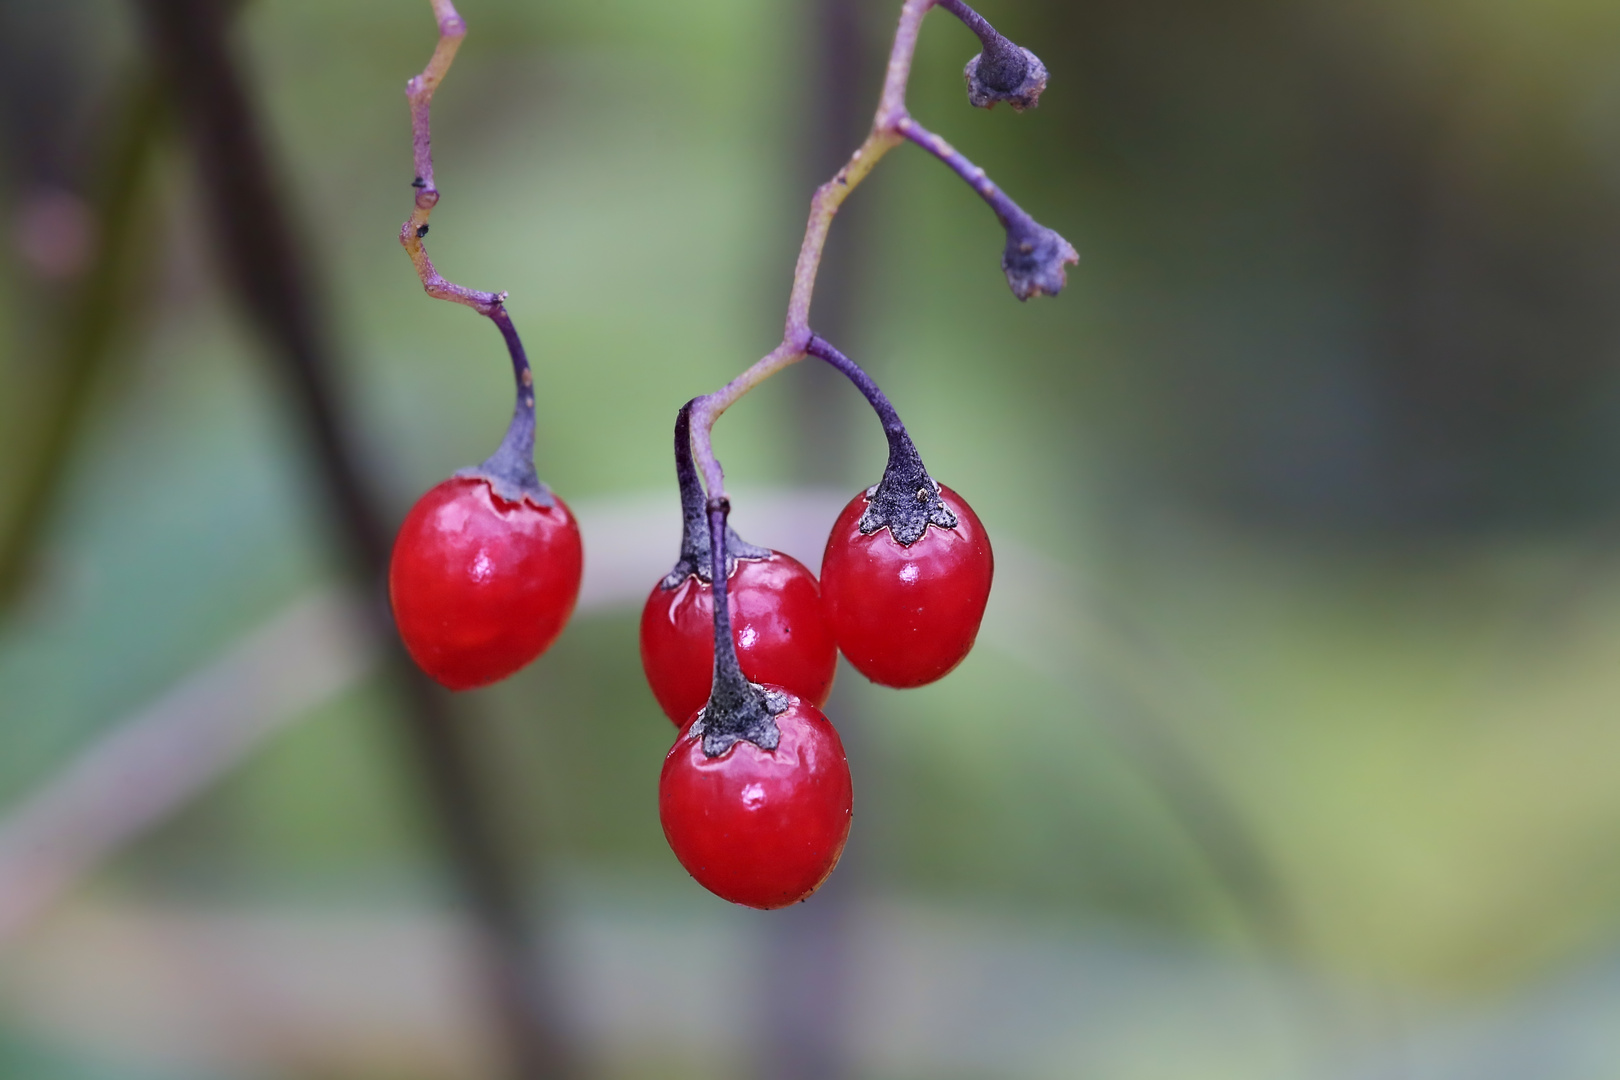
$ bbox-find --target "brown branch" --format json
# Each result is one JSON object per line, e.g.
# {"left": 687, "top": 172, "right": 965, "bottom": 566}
{"left": 399, "top": 0, "right": 506, "bottom": 317}
{"left": 0, "top": 77, "right": 163, "bottom": 613}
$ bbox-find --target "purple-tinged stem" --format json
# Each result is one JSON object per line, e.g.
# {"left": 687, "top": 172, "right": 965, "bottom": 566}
{"left": 399, "top": 1, "right": 549, "bottom": 501}
{"left": 805, "top": 335, "right": 955, "bottom": 545}
{"left": 400, "top": 0, "right": 504, "bottom": 316}
{"left": 457, "top": 306, "right": 549, "bottom": 505}
{"left": 805, "top": 334, "right": 905, "bottom": 437}
{"left": 897, "top": 118, "right": 1076, "bottom": 301}
{"left": 695, "top": 498, "right": 782, "bottom": 757}
{"left": 658, "top": 403, "right": 766, "bottom": 587}
{"left": 688, "top": 0, "right": 1068, "bottom": 497}
{"left": 707, "top": 501, "right": 743, "bottom": 705}
{"left": 934, "top": 0, "right": 996, "bottom": 45}
{"left": 687, "top": 0, "right": 936, "bottom": 500}
{"left": 895, "top": 115, "right": 1024, "bottom": 229}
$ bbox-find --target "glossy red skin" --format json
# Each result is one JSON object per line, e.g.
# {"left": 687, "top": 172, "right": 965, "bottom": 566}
{"left": 820, "top": 484, "right": 993, "bottom": 688}
{"left": 639, "top": 553, "right": 837, "bottom": 726}
{"left": 659, "top": 691, "right": 852, "bottom": 909}
{"left": 389, "top": 476, "right": 583, "bottom": 690}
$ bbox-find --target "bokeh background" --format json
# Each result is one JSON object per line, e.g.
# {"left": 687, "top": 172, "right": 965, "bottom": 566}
{"left": 4, "top": 0, "right": 1620, "bottom": 1076}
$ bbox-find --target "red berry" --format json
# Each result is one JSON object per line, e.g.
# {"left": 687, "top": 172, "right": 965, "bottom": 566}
{"left": 639, "top": 552, "right": 837, "bottom": 726}
{"left": 389, "top": 476, "right": 582, "bottom": 690}
{"left": 820, "top": 484, "right": 993, "bottom": 688}
{"left": 659, "top": 691, "right": 852, "bottom": 909}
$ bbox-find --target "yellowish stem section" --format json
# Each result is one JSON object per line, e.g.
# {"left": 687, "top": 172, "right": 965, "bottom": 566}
{"left": 692, "top": 0, "right": 938, "bottom": 498}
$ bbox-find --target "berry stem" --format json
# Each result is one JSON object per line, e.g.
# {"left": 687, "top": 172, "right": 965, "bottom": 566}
{"left": 458, "top": 307, "right": 550, "bottom": 505}
{"left": 687, "top": 0, "right": 1070, "bottom": 503}
{"left": 706, "top": 500, "right": 747, "bottom": 708}
{"left": 894, "top": 116, "right": 1022, "bottom": 229}
{"left": 660, "top": 402, "right": 766, "bottom": 587}
{"left": 402, "top": 0, "right": 548, "bottom": 505}
{"left": 805, "top": 334, "right": 956, "bottom": 546}
{"left": 400, "top": 0, "right": 502, "bottom": 316}
{"left": 696, "top": 498, "right": 783, "bottom": 756}
{"left": 805, "top": 334, "right": 904, "bottom": 437}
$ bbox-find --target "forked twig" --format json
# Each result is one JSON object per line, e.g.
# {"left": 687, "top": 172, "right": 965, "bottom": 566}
{"left": 688, "top": 0, "right": 1077, "bottom": 503}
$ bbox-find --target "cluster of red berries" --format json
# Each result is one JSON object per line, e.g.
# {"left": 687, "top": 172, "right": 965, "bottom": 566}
{"left": 386, "top": 331, "right": 992, "bottom": 912}
{"left": 387, "top": 0, "right": 1065, "bottom": 913}
{"left": 644, "top": 338, "right": 994, "bottom": 909}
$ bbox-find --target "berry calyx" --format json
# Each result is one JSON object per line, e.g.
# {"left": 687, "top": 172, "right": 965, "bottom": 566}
{"left": 821, "top": 482, "right": 992, "bottom": 688}
{"left": 659, "top": 688, "right": 852, "bottom": 909}
{"left": 390, "top": 476, "right": 582, "bottom": 690}
{"left": 641, "top": 403, "right": 837, "bottom": 724}
{"left": 938, "top": 0, "right": 1050, "bottom": 111}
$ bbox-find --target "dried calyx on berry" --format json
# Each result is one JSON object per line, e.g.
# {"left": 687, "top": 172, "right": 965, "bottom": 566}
{"left": 859, "top": 433, "right": 957, "bottom": 547}
{"left": 1002, "top": 209, "right": 1079, "bottom": 301}
{"left": 453, "top": 306, "right": 556, "bottom": 506}
{"left": 941, "top": 0, "right": 1049, "bottom": 111}
{"left": 661, "top": 401, "right": 769, "bottom": 588}
{"left": 692, "top": 499, "right": 784, "bottom": 756}
{"left": 806, "top": 335, "right": 955, "bottom": 547}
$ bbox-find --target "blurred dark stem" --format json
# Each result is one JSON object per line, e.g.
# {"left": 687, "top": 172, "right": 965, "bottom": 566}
{"left": 0, "top": 78, "right": 161, "bottom": 613}
{"left": 752, "top": 3, "right": 873, "bottom": 1079}
{"left": 785, "top": 0, "right": 870, "bottom": 486}
{"left": 136, "top": 0, "right": 573, "bottom": 1076}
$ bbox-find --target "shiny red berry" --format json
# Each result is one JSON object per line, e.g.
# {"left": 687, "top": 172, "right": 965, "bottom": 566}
{"left": 659, "top": 690, "right": 852, "bottom": 909}
{"left": 639, "top": 552, "right": 837, "bottom": 726}
{"left": 820, "top": 483, "right": 993, "bottom": 688}
{"left": 389, "top": 476, "right": 583, "bottom": 690}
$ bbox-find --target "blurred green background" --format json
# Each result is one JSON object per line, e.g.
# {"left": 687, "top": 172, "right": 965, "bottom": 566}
{"left": 3, "top": 0, "right": 1620, "bottom": 1076}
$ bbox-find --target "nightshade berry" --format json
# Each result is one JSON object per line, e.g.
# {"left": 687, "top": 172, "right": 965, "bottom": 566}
{"left": 806, "top": 337, "right": 994, "bottom": 688}
{"left": 821, "top": 483, "right": 993, "bottom": 688}
{"left": 391, "top": 476, "right": 581, "bottom": 690}
{"left": 660, "top": 689, "right": 852, "bottom": 909}
{"left": 388, "top": 308, "right": 581, "bottom": 690}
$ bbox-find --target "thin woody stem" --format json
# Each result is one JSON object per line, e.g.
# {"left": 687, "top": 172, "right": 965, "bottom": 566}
{"left": 657, "top": 402, "right": 766, "bottom": 588}
{"left": 687, "top": 0, "right": 1054, "bottom": 500}
{"left": 706, "top": 499, "right": 749, "bottom": 711}
{"left": 895, "top": 115, "right": 1031, "bottom": 230}
{"left": 806, "top": 333, "right": 955, "bottom": 546}
{"left": 400, "top": 0, "right": 504, "bottom": 316}
{"left": 934, "top": 0, "right": 998, "bottom": 47}
{"left": 805, "top": 334, "right": 905, "bottom": 437}
{"left": 401, "top": 0, "right": 544, "bottom": 502}
{"left": 695, "top": 495, "right": 782, "bottom": 757}
{"left": 688, "top": 0, "right": 936, "bottom": 499}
